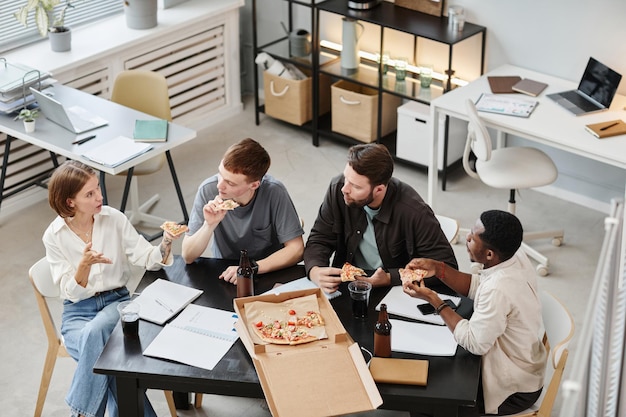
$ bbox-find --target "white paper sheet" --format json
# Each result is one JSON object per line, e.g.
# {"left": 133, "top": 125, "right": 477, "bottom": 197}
{"left": 375, "top": 285, "right": 462, "bottom": 325}
{"left": 390, "top": 319, "right": 458, "bottom": 356}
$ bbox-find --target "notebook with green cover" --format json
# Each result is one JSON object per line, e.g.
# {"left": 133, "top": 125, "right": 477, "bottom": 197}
{"left": 133, "top": 119, "right": 169, "bottom": 142}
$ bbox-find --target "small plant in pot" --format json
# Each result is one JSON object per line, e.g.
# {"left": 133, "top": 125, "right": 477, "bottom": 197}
{"left": 15, "top": 108, "right": 40, "bottom": 133}
{"left": 14, "top": 1, "right": 80, "bottom": 52}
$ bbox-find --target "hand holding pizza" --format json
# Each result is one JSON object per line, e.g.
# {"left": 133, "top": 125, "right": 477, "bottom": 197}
{"left": 202, "top": 197, "right": 239, "bottom": 226}
{"left": 308, "top": 265, "right": 343, "bottom": 294}
{"left": 160, "top": 221, "right": 188, "bottom": 239}
{"left": 404, "top": 258, "right": 441, "bottom": 281}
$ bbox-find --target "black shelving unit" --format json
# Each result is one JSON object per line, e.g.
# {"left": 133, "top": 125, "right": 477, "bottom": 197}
{"left": 252, "top": 0, "right": 486, "bottom": 188}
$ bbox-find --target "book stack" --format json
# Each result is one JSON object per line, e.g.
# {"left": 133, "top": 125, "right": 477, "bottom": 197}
{"left": 0, "top": 59, "right": 53, "bottom": 114}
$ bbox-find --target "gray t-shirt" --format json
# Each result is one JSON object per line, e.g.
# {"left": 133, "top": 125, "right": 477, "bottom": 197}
{"left": 188, "top": 174, "right": 304, "bottom": 260}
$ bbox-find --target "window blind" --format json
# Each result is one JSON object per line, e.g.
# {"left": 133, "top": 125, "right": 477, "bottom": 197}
{"left": 1, "top": 1, "right": 123, "bottom": 53}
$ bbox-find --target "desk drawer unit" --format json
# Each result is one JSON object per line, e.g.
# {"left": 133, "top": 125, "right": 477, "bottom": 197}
{"left": 396, "top": 101, "right": 466, "bottom": 170}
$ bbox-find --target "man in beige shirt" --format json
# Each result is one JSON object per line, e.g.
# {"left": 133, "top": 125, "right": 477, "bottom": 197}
{"left": 403, "top": 210, "right": 547, "bottom": 416}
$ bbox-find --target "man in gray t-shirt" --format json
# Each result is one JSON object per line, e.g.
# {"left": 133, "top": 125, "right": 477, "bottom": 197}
{"left": 182, "top": 138, "right": 304, "bottom": 283}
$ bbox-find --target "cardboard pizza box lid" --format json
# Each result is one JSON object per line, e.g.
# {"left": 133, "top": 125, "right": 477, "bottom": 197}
{"left": 234, "top": 288, "right": 382, "bottom": 417}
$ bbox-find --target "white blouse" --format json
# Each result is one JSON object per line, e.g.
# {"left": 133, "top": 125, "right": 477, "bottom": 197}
{"left": 43, "top": 206, "right": 172, "bottom": 302}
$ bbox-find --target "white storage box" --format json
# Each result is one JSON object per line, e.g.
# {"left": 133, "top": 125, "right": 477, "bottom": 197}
{"left": 396, "top": 101, "right": 466, "bottom": 169}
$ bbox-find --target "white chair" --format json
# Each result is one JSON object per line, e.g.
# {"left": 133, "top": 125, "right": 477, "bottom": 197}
{"left": 435, "top": 214, "right": 460, "bottom": 244}
{"left": 463, "top": 99, "right": 564, "bottom": 276}
{"left": 29, "top": 257, "right": 180, "bottom": 417}
{"left": 110, "top": 70, "right": 171, "bottom": 229}
{"left": 502, "top": 290, "right": 574, "bottom": 416}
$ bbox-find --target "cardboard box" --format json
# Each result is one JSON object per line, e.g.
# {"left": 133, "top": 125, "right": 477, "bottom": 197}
{"left": 263, "top": 70, "right": 331, "bottom": 126}
{"left": 331, "top": 80, "right": 402, "bottom": 143}
{"left": 396, "top": 100, "right": 466, "bottom": 169}
{"left": 234, "top": 288, "right": 382, "bottom": 417}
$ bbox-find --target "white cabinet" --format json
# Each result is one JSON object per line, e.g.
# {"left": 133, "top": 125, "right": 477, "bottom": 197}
{"left": 396, "top": 101, "right": 466, "bottom": 170}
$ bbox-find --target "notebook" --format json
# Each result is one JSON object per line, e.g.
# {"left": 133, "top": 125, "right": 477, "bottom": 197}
{"left": 584, "top": 119, "right": 626, "bottom": 139}
{"left": 512, "top": 78, "right": 548, "bottom": 97}
{"left": 143, "top": 304, "right": 239, "bottom": 370}
{"left": 132, "top": 278, "right": 203, "bottom": 325}
{"left": 369, "top": 357, "right": 428, "bottom": 386}
{"left": 133, "top": 119, "right": 169, "bottom": 142}
{"left": 547, "top": 57, "right": 622, "bottom": 116}
{"left": 487, "top": 76, "right": 522, "bottom": 94}
{"left": 29, "top": 87, "right": 108, "bottom": 133}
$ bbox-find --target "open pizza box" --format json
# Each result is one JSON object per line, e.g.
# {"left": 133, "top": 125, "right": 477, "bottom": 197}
{"left": 234, "top": 288, "right": 382, "bottom": 417}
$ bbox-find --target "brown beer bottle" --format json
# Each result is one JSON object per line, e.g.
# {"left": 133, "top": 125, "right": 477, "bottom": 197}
{"left": 374, "top": 303, "right": 392, "bottom": 357}
{"left": 236, "top": 249, "right": 254, "bottom": 297}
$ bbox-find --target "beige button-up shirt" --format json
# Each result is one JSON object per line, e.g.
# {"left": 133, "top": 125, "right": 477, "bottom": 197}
{"left": 454, "top": 250, "right": 547, "bottom": 414}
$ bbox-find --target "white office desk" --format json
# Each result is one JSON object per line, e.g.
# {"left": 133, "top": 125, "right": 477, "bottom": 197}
{"left": 0, "top": 84, "right": 196, "bottom": 223}
{"left": 428, "top": 64, "right": 626, "bottom": 209}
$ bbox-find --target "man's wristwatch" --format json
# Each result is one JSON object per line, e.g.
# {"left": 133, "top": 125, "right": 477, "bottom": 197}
{"left": 250, "top": 259, "right": 259, "bottom": 274}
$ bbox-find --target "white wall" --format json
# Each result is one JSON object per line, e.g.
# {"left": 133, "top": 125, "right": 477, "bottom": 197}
{"left": 244, "top": 0, "right": 626, "bottom": 212}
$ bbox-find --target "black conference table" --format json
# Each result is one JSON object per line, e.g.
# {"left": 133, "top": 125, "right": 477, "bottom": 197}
{"left": 94, "top": 257, "right": 480, "bottom": 417}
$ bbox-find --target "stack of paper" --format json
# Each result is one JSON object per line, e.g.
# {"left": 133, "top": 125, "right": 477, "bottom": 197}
{"left": 133, "top": 119, "right": 169, "bottom": 142}
{"left": 81, "top": 136, "right": 153, "bottom": 168}
{"left": 390, "top": 319, "right": 458, "bottom": 356}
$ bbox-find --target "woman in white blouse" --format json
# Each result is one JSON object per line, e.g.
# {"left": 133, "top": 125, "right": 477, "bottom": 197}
{"left": 42, "top": 160, "right": 182, "bottom": 417}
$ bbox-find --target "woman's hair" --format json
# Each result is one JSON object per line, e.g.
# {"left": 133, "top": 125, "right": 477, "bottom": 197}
{"left": 48, "top": 160, "right": 97, "bottom": 218}
{"left": 222, "top": 138, "right": 271, "bottom": 183}
{"left": 347, "top": 143, "right": 394, "bottom": 187}
{"left": 479, "top": 210, "right": 524, "bottom": 261}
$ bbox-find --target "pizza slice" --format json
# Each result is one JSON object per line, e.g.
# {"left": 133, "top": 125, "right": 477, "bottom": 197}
{"left": 253, "top": 310, "right": 324, "bottom": 345}
{"left": 399, "top": 268, "right": 428, "bottom": 285}
{"left": 215, "top": 198, "right": 240, "bottom": 211}
{"left": 341, "top": 262, "right": 366, "bottom": 282}
{"left": 160, "top": 221, "right": 189, "bottom": 238}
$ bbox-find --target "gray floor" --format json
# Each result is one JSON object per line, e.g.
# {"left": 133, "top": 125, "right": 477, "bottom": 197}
{"left": 0, "top": 97, "right": 608, "bottom": 416}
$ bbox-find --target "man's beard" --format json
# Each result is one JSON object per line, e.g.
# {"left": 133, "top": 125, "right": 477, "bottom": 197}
{"left": 344, "top": 191, "right": 375, "bottom": 208}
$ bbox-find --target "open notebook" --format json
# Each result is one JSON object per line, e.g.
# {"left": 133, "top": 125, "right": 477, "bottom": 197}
{"left": 133, "top": 279, "right": 203, "bottom": 325}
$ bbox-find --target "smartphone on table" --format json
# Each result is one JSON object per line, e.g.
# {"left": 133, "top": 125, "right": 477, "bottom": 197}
{"left": 417, "top": 299, "right": 457, "bottom": 315}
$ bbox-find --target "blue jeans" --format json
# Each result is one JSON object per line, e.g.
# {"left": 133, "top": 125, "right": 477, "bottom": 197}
{"left": 61, "top": 287, "right": 156, "bottom": 417}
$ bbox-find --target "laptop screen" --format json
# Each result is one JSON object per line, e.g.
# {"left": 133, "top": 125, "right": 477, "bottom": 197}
{"left": 577, "top": 57, "right": 622, "bottom": 107}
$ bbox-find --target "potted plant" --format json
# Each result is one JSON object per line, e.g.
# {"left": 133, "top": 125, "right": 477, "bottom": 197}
{"left": 14, "top": 108, "right": 40, "bottom": 133}
{"left": 14, "top": 1, "right": 80, "bottom": 52}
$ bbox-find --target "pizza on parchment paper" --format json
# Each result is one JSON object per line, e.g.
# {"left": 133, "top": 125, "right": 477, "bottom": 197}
{"left": 245, "top": 294, "right": 327, "bottom": 345}
{"left": 341, "top": 262, "right": 366, "bottom": 282}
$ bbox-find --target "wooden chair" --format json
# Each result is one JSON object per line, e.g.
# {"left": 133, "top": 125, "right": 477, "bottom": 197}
{"left": 29, "top": 257, "right": 185, "bottom": 417}
{"left": 463, "top": 99, "right": 564, "bottom": 276}
{"left": 110, "top": 70, "right": 171, "bottom": 230}
{"left": 503, "top": 290, "right": 575, "bottom": 416}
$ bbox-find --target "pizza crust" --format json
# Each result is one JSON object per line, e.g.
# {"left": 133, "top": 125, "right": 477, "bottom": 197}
{"left": 160, "top": 221, "right": 189, "bottom": 238}
{"left": 215, "top": 199, "right": 240, "bottom": 211}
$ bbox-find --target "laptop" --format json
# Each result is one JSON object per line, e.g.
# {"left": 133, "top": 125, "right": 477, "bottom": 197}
{"left": 29, "top": 87, "right": 108, "bottom": 133}
{"left": 547, "top": 57, "right": 622, "bottom": 116}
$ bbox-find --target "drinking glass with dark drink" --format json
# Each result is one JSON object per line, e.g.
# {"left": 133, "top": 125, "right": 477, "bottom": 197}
{"left": 117, "top": 300, "right": 140, "bottom": 338}
{"left": 348, "top": 280, "right": 372, "bottom": 319}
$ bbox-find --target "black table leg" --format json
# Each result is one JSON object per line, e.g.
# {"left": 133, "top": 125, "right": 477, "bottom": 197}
{"left": 116, "top": 376, "right": 144, "bottom": 416}
{"left": 172, "top": 391, "right": 191, "bottom": 409}
{"left": 165, "top": 150, "right": 188, "bottom": 223}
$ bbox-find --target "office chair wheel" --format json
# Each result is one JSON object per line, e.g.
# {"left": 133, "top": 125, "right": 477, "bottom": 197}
{"left": 536, "top": 264, "right": 549, "bottom": 277}
{"left": 552, "top": 238, "right": 563, "bottom": 247}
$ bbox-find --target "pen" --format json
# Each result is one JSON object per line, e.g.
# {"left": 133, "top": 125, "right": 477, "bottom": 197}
{"left": 72, "top": 135, "right": 96, "bottom": 145}
{"left": 600, "top": 122, "right": 619, "bottom": 131}
{"left": 155, "top": 298, "right": 174, "bottom": 313}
